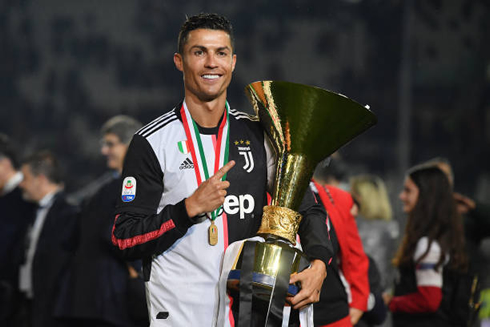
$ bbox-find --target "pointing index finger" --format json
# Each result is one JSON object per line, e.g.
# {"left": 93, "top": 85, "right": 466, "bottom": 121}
{"left": 213, "top": 160, "right": 235, "bottom": 180}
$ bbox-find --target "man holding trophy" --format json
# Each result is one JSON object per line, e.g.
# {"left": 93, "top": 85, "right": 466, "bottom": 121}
{"left": 111, "top": 13, "right": 339, "bottom": 326}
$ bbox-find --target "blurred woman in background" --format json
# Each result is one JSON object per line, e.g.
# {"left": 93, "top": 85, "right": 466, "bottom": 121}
{"left": 385, "top": 166, "right": 468, "bottom": 327}
{"left": 350, "top": 174, "right": 398, "bottom": 292}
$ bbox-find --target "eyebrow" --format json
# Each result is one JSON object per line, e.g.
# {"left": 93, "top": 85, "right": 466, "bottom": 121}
{"left": 190, "top": 45, "right": 231, "bottom": 52}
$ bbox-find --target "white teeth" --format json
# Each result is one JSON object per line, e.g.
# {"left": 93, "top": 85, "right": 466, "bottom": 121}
{"left": 202, "top": 75, "right": 219, "bottom": 79}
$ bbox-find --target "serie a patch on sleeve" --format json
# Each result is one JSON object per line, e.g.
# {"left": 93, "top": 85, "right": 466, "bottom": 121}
{"left": 122, "top": 177, "right": 136, "bottom": 202}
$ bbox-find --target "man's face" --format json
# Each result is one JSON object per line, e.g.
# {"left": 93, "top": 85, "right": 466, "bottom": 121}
{"left": 19, "top": 164, "right": 43, "bottom": 202}
{"left": 100, "top": 133, "right": 128, "bottom": 172}
{"left": 174, "top": 29, "right": 236, "bottom": 103}
{"left": 399, "top": 176, "right": 419, "bottom": 214}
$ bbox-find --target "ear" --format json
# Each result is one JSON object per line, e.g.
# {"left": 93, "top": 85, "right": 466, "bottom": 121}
{"left": 231, "top": 54, "right": 237, "bottom": 72}
{"left": 174, "top": 53, "right": 183, "bottom": 72}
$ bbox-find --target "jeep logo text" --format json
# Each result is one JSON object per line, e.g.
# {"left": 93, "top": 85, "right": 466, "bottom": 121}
{"left": 223, "top": 194, "right": 255, "bottom": 219}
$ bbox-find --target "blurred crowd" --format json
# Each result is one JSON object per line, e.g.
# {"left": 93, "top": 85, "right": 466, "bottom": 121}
{"left": 313, "top": 154, "right": 490, "bottom": 327}
{"left": 1, "top": 114, "right": 489, "bottom": 327}
{"left": 0, "top": 116, "right": 148, "bottom": 327}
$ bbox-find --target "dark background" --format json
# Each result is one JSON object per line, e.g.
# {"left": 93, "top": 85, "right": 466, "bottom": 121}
{"left": 1, "top": 0, "right": 489, "bottom": 204}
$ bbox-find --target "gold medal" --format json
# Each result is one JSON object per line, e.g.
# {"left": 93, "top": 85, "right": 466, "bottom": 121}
{"left": 208, "top": 221, "right": 218, "bottom": 246}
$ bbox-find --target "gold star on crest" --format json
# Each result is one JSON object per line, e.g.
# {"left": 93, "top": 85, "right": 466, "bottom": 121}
{"left": 240, "top": 140, "right": 244, "bottom": 144}
{"left": 245, "top": 140, "right": 250, "bottom": 145}
{"left": 234, "top": 140, "right": 239, "bottom": 145}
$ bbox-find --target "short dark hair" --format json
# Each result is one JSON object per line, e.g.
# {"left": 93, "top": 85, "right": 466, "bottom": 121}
{"left": 100, "top": 115, "right": 142, "bottom": 145}
{"left": 0, "top": 133, "right": 19, "bottom": 169}
{"left": 23, "top": 150, "right": 63, "bottom": 184}
{"left": 313, "top": 156, "right": 346, "bottom": 184}
{"left": 177, "top": 13, "right": 234, "bottom": 54}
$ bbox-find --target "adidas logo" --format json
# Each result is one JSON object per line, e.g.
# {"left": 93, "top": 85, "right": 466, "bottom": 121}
{"left": 179, "top": 158, "right": 194, "bottom": 170}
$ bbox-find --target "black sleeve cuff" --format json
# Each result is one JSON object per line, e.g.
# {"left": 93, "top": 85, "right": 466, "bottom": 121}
{"left": 304, "top": 245, "right": 331, "bottom": 267}
{"left": 170, "top": 198, "right": 195, "bottom": 234}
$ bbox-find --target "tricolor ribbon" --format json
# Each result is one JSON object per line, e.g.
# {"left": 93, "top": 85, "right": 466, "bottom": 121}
{"left": 181, "top": 101, "right": 230, "bottom": 221}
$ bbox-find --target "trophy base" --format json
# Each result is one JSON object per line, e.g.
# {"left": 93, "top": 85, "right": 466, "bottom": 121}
{"left": 227, "top": 270, "right": 300, "bottom": 299}
{"left": 226, "top": 238, "right": 309, "bottom": 302}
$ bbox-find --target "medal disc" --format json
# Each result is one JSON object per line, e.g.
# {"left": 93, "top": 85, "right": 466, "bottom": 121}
{"left": 208, "top": 222, "right": 218, "bottom": 246}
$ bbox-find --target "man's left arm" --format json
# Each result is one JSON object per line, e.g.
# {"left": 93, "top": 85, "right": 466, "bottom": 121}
{"left": 288, "top": 189, "right": 332, "bottom": 309}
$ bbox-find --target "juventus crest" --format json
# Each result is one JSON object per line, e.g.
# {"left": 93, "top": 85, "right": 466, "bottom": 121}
{"left": 234, "top": 140, "right": 254, "bottom": 173}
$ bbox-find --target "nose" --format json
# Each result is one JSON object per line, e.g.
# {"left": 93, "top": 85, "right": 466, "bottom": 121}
{"left": 204, "top": 53, "right": 218, "bottom": 68}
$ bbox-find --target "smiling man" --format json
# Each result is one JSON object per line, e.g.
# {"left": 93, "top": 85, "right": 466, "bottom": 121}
{"left": 111, "top": 13, "right": 332, "bottom": 326}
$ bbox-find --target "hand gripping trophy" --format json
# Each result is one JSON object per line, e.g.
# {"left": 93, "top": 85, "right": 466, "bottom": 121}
{"left": 219, "top": 80, "right": 377, "bottom": 326}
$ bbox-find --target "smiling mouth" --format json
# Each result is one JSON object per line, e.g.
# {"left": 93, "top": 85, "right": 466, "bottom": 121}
{"left": 202, "top": 74, "right": 221, "bottom": 80}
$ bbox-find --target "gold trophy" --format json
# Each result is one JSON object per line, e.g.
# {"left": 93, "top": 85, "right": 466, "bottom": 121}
{"left": 226, "top": 80, "right": 377, "bottom": 325}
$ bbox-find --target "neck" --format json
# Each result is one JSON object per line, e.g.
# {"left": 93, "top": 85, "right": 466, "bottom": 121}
{"left": 185, "top": 95, "right": 227, "bottom": 128}
{"left": 37, "top": 184, "right": 60, "bottom": 203}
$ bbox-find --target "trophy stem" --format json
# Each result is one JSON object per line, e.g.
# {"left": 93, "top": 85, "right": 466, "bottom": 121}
{"left": 272, "top": 153, "right": 316, "bottom": 211}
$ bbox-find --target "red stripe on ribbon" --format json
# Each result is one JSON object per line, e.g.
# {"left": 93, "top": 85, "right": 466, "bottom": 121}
{"left": 222, "top": 212, "right": 229, "bottom": 250}
{"left": 214, "top": 108, "right": 228, "bottom": 174}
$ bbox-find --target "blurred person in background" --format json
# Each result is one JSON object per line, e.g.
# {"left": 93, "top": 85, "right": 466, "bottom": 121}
{"left": 384, "top": 165, "right": 468, "bottom": 327}
{"left": 55, "top": 115, "right": 147, "bottom": 327}
{"left": 349, "top": 174, "right": 399, "bottom": 293}
{"left": 312, "top": 160, "right": 387, "bottom": 327}
{"left": 0, "top": 134, "right": 36, "bottom": 327}
{"left": 356, "top": 256, "right": 389, "bottom": 327}
{"left": 314, "top": 153, "right": 350, "bottom": 190}
{"left": 311, "top": 177, "right": 370, "bottom": 327}
{"left": 422, "top": 157, "right": 489, "bottom": 325}
{"left": 14, "top": 150, "right": 79, "bottom": 327}
{"left": 423, "top": 157, "right": 490, "bottom": 255}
